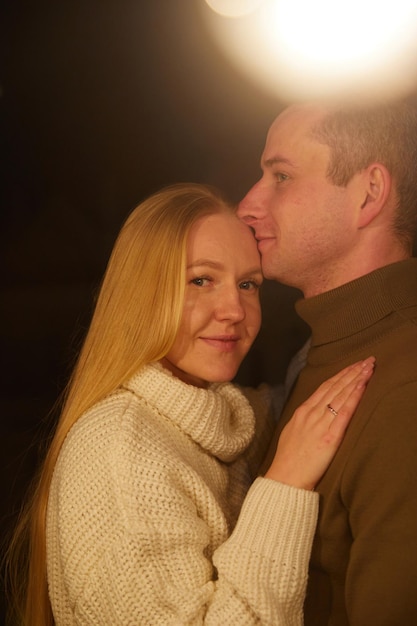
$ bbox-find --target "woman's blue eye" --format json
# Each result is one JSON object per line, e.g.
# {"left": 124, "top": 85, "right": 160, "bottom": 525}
{"left": 191, "top": 277, "right": 209, "bottom": 287}
{"left": 239, "top": 280, "right": 259, "bottom": 291}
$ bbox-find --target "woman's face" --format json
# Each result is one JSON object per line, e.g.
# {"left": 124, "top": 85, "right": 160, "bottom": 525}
{"left": 161, "top": 212, "right": 263, "bottom": 387}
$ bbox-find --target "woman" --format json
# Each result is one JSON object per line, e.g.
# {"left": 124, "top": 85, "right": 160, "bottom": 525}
{"left": 6, "top": 183, "right": 374, "bottom": 625}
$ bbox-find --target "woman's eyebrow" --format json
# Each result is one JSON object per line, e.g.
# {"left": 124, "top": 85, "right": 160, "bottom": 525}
{"left": 187, "top": 260, "right": 262, "bottom": 276}
{"left": 187, "top": 259, "right": 223, "bottom": 270}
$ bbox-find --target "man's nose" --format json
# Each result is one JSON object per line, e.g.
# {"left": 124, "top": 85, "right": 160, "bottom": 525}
{"left": 237, "top": 181, "right": 263, "bottom": 225}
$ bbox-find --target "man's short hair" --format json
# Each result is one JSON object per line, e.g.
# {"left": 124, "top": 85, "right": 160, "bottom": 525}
{"left": 312, "top": 95, "right": 417, "bottom": 247}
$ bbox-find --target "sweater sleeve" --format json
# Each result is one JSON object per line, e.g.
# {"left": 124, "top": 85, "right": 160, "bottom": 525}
{"left": 211, "top": 478, "right": 319, "bottom": 625}
{"left": 73, "top": 475, "right": 318, "bottom": 626}
{"left": 49, "top": 408, "right": 319, "bottom": 625}
{"left": 343, "top": 381, "right": 417, "bottom": 625}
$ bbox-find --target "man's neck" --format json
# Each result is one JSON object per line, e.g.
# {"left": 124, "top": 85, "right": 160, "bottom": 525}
{"left": 302, "top": 250, "right": 411, "bottom": 299}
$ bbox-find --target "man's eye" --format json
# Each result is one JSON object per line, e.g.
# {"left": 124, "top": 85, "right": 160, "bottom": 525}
{"left": 274, "top": 172, "right": 288, "bottom": 182}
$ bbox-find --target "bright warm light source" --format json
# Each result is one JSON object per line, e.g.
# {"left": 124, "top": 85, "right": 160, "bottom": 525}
{"left": 202, "top": 0, "right": 417, "bottom": 100}
{"left": 204, "top": 0, "right": 263, "bottom": 18}
{"left": 264, "top": 0, "right": 417, "bottom": 69}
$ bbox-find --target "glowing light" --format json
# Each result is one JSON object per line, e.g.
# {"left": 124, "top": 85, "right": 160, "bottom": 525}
{"left": 202, "top": 0, "right": 417, "bottom": 100}
{"left": 264, "top": 0, "right": 417, "bottom": 69}
{"left": 204, "top": 0, "right": 263, "bottom": 18}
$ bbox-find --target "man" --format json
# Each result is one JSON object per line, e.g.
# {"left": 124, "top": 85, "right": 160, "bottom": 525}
{"left": 238, "top": 98, "right": 417, "bottom": 625}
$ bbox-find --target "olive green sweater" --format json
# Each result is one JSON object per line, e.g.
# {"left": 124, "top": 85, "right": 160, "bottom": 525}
{"left": 275, "top": 259, "right": 417, "bottom": 626}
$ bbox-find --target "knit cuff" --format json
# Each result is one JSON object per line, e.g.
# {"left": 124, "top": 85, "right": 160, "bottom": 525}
{"left": 229, "top": 477, "right": 319, "bottom": 559}
{"left": 213, "top": 477, "right": 319, "bottom": 620}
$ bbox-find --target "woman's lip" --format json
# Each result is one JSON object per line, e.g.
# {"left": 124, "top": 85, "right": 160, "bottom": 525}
{"left": 200, "top": 336, "right": 240, "bottom": 351}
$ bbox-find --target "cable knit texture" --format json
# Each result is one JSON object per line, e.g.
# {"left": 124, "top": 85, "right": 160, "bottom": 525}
{"left": 46, "top": 362, "right": 318, "bottom": 625}
{"left": 274, "top": 259, "right": 417, "bottom": 626}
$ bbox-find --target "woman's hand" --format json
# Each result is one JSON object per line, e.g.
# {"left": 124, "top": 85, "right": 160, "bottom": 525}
{"left": 264, "top": 357, "right": 375, "bottom": 490}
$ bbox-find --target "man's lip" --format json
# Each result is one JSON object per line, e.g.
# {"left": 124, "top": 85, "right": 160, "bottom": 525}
{"left": 256, "top": 236, "right": 275, "bottom": 248}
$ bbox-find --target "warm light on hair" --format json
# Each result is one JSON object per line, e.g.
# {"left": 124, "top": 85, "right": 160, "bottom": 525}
{"left": 4, "top": 182, "right": 235, "bottom": 626}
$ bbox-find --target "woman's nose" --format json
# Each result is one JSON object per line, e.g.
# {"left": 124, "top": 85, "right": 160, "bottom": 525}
{"left": 214, "top": 288, "right": 245, "bottom": 322}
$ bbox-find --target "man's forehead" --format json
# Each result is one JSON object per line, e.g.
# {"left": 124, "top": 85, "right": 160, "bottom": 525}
{"left": 261, "top": 112, "right": 312, "bottom": 162}
{"left": 271, "top": 104, "right": 327, "bottom": 134}
{"left": 261, "top": 105, "right": 331, "bottom": 167}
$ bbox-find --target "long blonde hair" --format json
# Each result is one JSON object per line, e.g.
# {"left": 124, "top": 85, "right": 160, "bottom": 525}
{"left": 5, "top": 183, "right": 234, "bottom": 625}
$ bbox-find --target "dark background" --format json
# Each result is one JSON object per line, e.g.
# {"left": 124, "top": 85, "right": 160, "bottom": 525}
{"left": 1, "top": 1, "right": 310, "bottom": 614}
{"left": 6, "top": 3, "right": 417, "bottom": 621}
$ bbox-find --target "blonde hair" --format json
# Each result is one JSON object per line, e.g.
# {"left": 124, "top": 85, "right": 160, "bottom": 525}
{"left": 5, "top": 182, "right": 234, "bottom": 625}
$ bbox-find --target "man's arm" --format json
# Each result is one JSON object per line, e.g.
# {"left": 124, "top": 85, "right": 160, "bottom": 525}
{"left": 344, "top": 382, "right": 417, "bottom": 625}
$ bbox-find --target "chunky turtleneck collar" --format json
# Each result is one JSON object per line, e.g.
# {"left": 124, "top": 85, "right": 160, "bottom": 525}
{"left": 123, "top": 362, "right": 255, "bottom": 462}
{"left": 295, "top": 259, "right": 417, "bottom": 364}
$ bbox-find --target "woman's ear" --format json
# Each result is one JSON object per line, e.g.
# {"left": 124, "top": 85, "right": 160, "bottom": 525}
{"left": 358, "top": 163, "right": 392, "bottom": 228}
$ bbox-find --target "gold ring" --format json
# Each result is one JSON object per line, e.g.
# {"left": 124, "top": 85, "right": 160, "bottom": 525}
{"left": 327, "top": 403, "right": 338, "bottom": 416}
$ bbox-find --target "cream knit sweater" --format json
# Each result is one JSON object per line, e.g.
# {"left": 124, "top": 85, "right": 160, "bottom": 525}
{"left": 46, "top": 362, "right": 318, "bottom": 625}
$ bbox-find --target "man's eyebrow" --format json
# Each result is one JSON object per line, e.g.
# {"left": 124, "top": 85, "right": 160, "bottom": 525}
{"left": 262, "top": 155, "right": 295, "bottom": 169}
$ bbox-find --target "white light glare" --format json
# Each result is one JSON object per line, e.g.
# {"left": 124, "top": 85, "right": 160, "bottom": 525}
{"left": 263, "top": 0, "right": 417, "bottom": 70}
{"left": 204, "top": 0, "right": 263, "bottom": 18}
{"left": 204, "top": 0, "right": 417, "bottom": 99}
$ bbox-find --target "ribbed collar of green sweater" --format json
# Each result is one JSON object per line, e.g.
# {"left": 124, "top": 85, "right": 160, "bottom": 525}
{"left": 295, "top": 259, "right": 417, "bottom": 362}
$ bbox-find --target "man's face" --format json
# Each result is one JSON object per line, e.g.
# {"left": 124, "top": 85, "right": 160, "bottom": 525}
{"left": 237, "top": 106, "right": 360, "bottom": 297}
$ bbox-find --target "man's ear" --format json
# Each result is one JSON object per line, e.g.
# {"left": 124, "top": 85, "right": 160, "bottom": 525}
{"left": 358, "top": 163, "right": 392, "bottom": 228}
